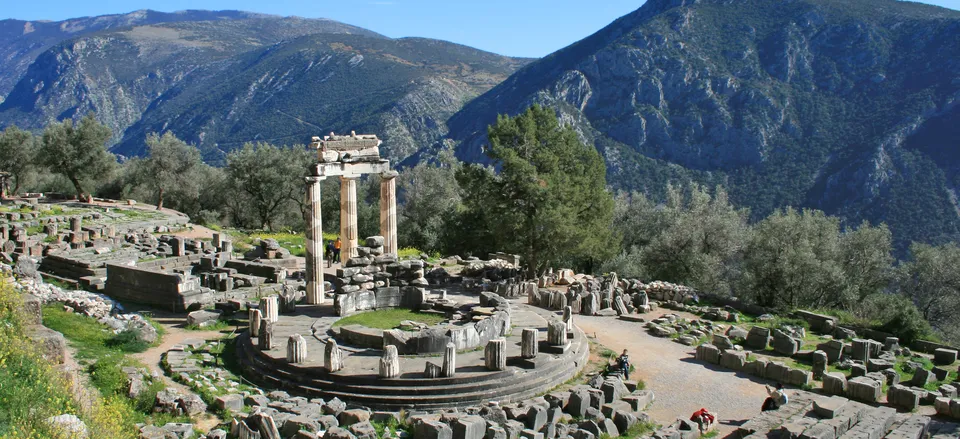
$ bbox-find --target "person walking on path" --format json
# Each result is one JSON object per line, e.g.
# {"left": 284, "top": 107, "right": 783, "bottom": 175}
{"left": 333, "top": 237, "right": 342, "bottom": 263}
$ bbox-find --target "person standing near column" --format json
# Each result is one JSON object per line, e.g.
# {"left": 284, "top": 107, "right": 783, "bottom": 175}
{"left": 333, "top": 237, "right": 342, "bottom": 264}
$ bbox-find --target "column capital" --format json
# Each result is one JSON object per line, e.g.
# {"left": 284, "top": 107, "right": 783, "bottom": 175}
{"left": 305, "top": 176, "right": 326, "bottom": 183}
{"left": 339, "top": 175, "right": 360, "bottom": 181}
{"left": 380, "top": 170, "right": 399, "bottom": 180}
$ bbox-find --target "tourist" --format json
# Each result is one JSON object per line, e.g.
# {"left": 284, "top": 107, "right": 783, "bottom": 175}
{"left": 617, "top": 349, "right": 631, "bottom": 380}
{"left": 325, "top": 240, "right": 335, "bottom": 267}
{"left": 690, "top": 408, "right": 715, "bottom": 433}
{"left": 762, "top": 383, "right": 788, "bottom": 411}
{"left": 333, "top": 237, "right": 342, "bottom": 262}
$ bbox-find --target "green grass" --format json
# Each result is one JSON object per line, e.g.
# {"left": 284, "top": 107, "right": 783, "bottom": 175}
{"left": 42, "top": 305, "right": 140, "bottom": 360}
{"left": 1, "top": 288, "right": 180, "bottom": 438}
{"left": 185, "top": 320, "right": 231, "bottom": 331}
{"left": 224, "top": 229, "right": 330, "bottom": 257}
{"left": 332, "top": 309, "right": 447, "bottom": 330}
{"left": 25, "top": 225, "right": 43, "bottom": 235}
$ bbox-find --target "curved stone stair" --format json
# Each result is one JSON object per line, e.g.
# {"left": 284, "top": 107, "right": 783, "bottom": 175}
{"left": 236, "top": 325, "right": 589, "bottom": 410}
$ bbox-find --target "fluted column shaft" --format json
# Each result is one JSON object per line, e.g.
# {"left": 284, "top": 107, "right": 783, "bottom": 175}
{"left": 379, "top": 171, "right": 399, "bottom": 255}
{"left": 305, "top": 176, "right": 325, "bottom": 305}
{"left": 340, "top": 176, "right": 359, "bottom": 264}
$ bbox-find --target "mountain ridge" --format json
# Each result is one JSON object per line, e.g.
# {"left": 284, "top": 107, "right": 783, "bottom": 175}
{"left": 441, "top": 0, "right": 960, "bottom": 254}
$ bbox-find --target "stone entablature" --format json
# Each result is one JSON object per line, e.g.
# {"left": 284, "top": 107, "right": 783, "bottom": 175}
{"left": 303, "top": 131, "right": 399, "bottom": 305}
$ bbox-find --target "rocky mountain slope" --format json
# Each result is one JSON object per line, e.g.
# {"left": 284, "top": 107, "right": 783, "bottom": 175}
{"left": 444, "top": 0, "right": 960, "bottom": 254}
{"left": 0, "top": 10, "right": 380, "bottom": 103}
{"left": 0, "top": 11, "right": 526, "bottom": 164}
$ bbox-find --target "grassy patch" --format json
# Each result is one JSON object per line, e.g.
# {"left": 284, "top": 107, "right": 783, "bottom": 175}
{"left": 0, "top": 280, "right": 170, "bottom": 438}
{"left": 25, "top": 225, "right": 44, "bottom": 235}
{"left": 185, "top": 320, "right": 232, "bottom": 331}
{"left": 333, "top": 309, "right": 447, "bottom": 330}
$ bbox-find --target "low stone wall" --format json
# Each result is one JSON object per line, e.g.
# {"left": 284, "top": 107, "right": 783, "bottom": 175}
{"left": 334, "top": 291, "right": 512, "bottom": 355}
{"left": 105, "top": 264, "right": 209, "bottom": 311}
{"left": 334, "top": 286, "right": 425, "bottom": 315}
{"left": 695, "top": 343, "right": 814, "bottom": 387}
{"left": 224, "top": 260, "right": 286, "bottom": 283}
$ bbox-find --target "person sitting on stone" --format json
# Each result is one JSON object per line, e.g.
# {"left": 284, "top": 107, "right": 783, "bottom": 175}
{"left": 690, "top": 408, "right": 715, "bottom": 433}
{"left": 617, "top": 349, "right": 631, "bottom": 380}
{"left": 762, "top": 383, "right": 787, "bottom": 411}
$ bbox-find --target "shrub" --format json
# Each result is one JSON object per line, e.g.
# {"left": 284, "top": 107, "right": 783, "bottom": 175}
{"left": 878, "top": 299, "right": 936, "bottom": 345}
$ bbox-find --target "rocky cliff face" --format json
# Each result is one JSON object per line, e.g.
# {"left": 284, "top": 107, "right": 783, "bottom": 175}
{"left": 0, "top": 10, "right": 381, "bottom": 103}
{"left": 445, "top": 0, "right": 960, "bottom": 253}
{"left": 0, "top": 13, "right": 527, "bottom": 165}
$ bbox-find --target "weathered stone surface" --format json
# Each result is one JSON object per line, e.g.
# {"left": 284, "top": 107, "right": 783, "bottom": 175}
{"left": 720, "top": 351, "right": 747, "bottom": 371}
{"left": 325, "top": 339, "right": 343, "bottom": 372}
{"left": 600, "top": 378, "right": 628, "bottom": 403}
{"left": 934, "top": 348, "right": 958, "bottom": 366}
{"left": 888, "top": 385, "right": 923, "bottom": 411}
{"left": 746, "top": 326, "right": 771, "bottom": 350}
{"left": 547, "top": 320, "right": 567, "bottom": 346}
{"left": 912, "top": 368, "right": 934, "bottom": 387}
{"left": 249, "top": 308, "right": 262, "bottom": 337}
{"left": 695, "top": 344, "right": 720, "bottom": 365}
{"left": 812, "top": 396, "right": 848, "bottom": 419}
{"left": 186, "top": 309, "right": 221, "bottom": 327}
{"left": 442, "top": 342, "right": 456, "bottom": 377}
{"left": 525, "top": 405, "right": 548, "bottom": 431}
{"left": 817, "top": 340, "right": 845, "bottom": 363}
{"left": 847, "top": 376, "right": 882, "bottom": 403}
{"left": 325, "top": 427, "right": 358, "bottom": 439}
{"left": 485, "top": 339, "right": 507, "bottom": 371}
{"left": 339, "top": 409, "right": 371, "bottom": 427}
{"left": 287, "top": 334, "right": 307, "bottom": 363}
{"left": 215, "top": 394, "right": 243, "bottom": 412}
{"left": 416, "top": 420, "right": 453, "bottom": 439}
{"left": 258, "top": 320, "right": 275, "bottom": 350}
{"left": 379, "top": 345, "right": 400, "bottom": 378}
{"left": 46, "top": 414, "right": 88, "bottom": 439}
{"left": 521, "top": 328, "right": 539, "bottom": 359}
{"left": 452, "top": 415, "right": 486, "bottom": 439}
{"left": 812, "top": 350, "right": 828, "bottom": 380}
{"left": 772, "top": 329, "right": 800, "bottom": 356}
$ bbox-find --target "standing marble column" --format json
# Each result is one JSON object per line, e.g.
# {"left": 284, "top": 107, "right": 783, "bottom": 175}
{"left": 521, "top": 328, "right": 539, "bottom": 359}
{"left": 379, "top": 171, "right": 398, "bottom": 255}
{"left": 249, "top": 309, "right": 262, "bottom": 337}
{"left": 485, "top": 339, "right": 507, "bottom": 371}
{"left": 260, "top": 296, "right": 279, "bottom": 323}
{"left": 442, "top": 342, "right": 456, "bottom": 377}
{"left": 305, "top": 176, "right": 325, "bottom": 305}
{"left": 287, "top": 334, "right": 307, "bottom": 363}
{"left": 339, "top": 176, "right": 359, "bottom": 264}
{"left": 380, "top": 345, "right": 400, "bottom": 378}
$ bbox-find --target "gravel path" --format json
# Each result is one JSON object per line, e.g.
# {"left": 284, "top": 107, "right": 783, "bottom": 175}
{"left": 576, "top": 314, "right": 770, "bottom": 435}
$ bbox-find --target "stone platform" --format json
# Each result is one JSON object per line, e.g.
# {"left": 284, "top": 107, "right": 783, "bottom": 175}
{"left": 237, "top": 298, "right": 589, "bottom": 410}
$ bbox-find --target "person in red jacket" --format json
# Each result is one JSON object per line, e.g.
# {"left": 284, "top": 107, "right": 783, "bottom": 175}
{"left": 691, "top": 408, "right": 715, "bottom": 433}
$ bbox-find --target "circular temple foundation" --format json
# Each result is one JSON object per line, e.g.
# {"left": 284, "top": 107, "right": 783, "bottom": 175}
{"left": 237, "top": 295, "right": 589, "bottom": 410}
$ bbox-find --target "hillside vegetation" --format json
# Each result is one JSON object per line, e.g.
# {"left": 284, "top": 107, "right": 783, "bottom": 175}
{"left": 444, "top": 0, "right": 960, "bottom": 255}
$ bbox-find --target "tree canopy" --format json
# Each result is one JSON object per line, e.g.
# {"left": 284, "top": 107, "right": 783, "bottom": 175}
{"left": 0, "top": 125, "right": 36, "bottom": 195}
{"left": 38, "top": 114, "right": 115, "bottom": 200}
{"left": 455, "top": 105, "right": 616, "bottom": 275}
{"left": 138, "top": 132, "right": 203, "bottom": 210}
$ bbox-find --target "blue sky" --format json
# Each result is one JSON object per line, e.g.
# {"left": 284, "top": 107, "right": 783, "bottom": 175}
{"left": 5, "top": 0, "right": 960, "bottom": 58}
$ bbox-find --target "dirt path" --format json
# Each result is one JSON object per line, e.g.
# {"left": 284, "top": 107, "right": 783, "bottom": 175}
{"left": 133, "top": 318, "right": 226, "bottom": 432}
{"left": 576, "top": 314, "right": 770, "bottom": 435}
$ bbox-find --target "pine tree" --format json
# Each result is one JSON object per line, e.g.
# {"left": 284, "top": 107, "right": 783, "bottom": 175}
{"left": 456, "top": 105, "right": 615, "bottom": 276}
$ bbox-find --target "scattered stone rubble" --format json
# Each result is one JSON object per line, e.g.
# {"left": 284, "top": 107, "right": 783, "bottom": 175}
{"left": 222, "top": 375, "right": 654, "bottom": 439}
{"left": 10, "top": 268, "right": 159, "bottom": 342}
